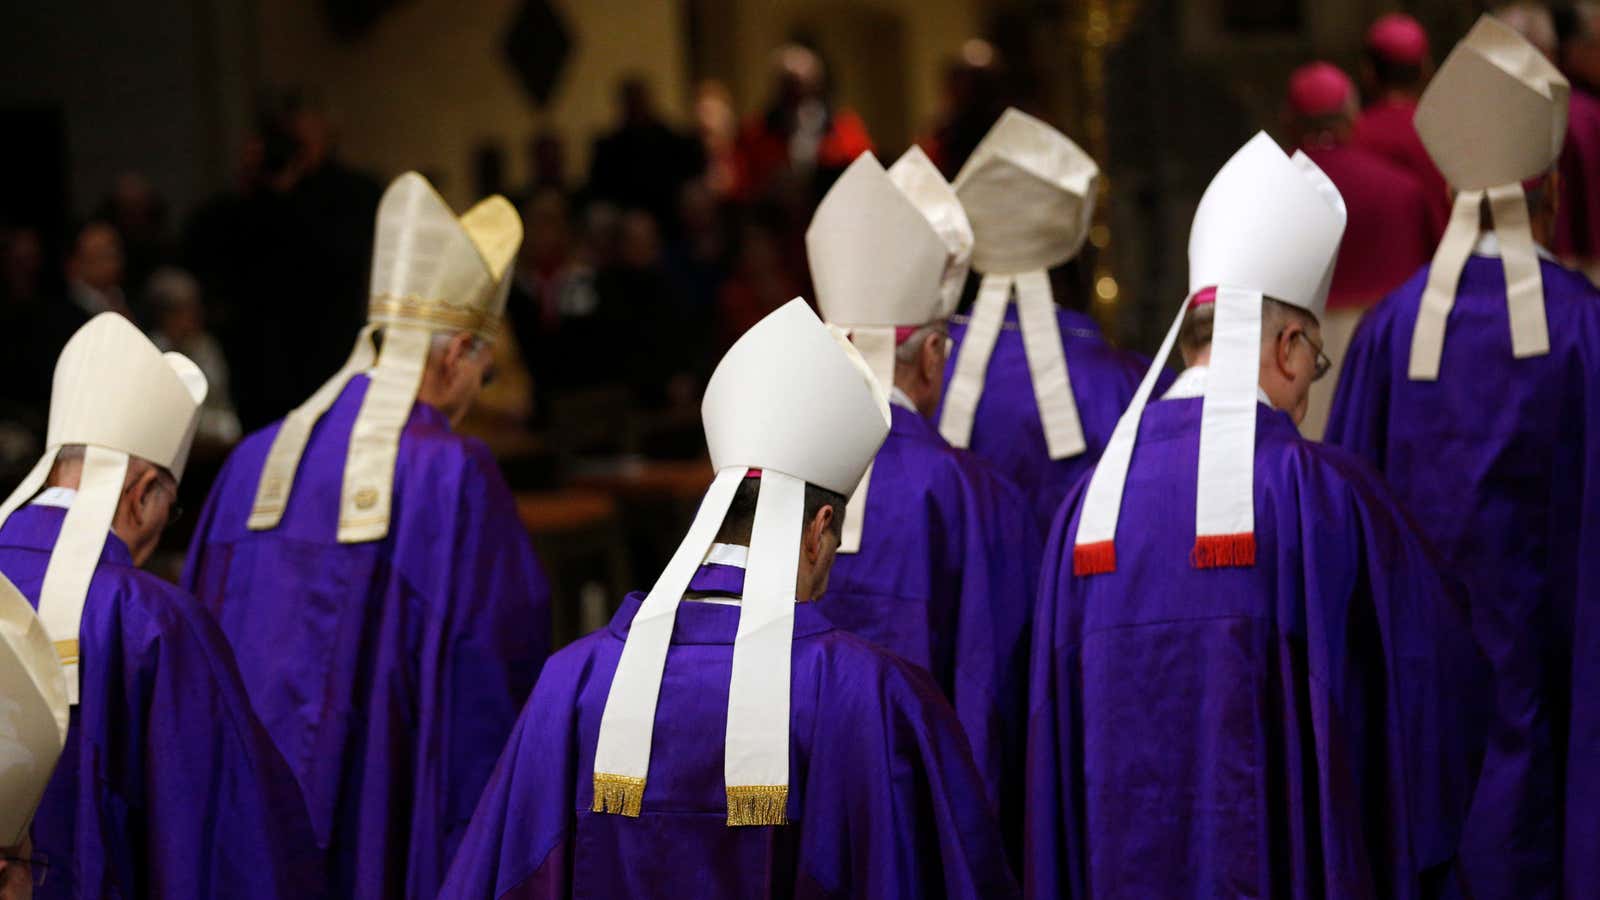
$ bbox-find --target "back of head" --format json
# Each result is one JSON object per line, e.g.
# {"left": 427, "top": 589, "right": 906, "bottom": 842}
{"left": 941, "top": 109, "right": 1102, "bottom": 461}
{"left": 1410, "top": 14, "right": 1568, "bottom": 380}
{"left": 1287, "top": 62, "right": 1357, "bottom": 140}
{"left": 246, "top": 172, "right": 524, "bottom": 543}
{"left": 1365, "top": 12, "right": 1432, "bottom": 91}
{"left": 593, "top": 298, "right": 889, "bottom": 826}
{"left": 0, "top": 313, "right": 207, "bottom": 707}
{"left": 1071, "top": 133, "right": 1345, "bottom": 578}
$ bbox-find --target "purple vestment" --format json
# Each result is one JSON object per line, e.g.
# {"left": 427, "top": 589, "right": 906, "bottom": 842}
{"left": 818, "top": 404, "right": 1039, "bottom": 850}
{"left": 941, "top": 305, "right": 1153, "bottom": 526}
{"left": 1028, "top": 398, "right": 1485, "bottom": 899}
{"left": 1327, "top": 256, "right": 1600, "bottom": 898}
{"left": 438, "top": 564, "right": 1019, "bottom": 899}
{"left": 0, "top": 505, "right": 322, "bottom": 899}
{"left": 182, "top": 374, "right": 552, "bottom": 900}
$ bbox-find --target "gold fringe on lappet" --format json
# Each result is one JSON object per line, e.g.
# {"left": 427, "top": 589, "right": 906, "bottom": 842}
{"left": 592, "top": 773, "right": 645, "bottom": 817}
{"left": 725, "top": 785, "right": 789, "bottom": 826}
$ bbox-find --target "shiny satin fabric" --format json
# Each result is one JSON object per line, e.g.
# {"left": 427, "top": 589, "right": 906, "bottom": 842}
{"left": 1027, "top": 398, "right": 1486, "bottom": 899}
{"left": 940, "top": 304, "right": 1156, "bottom": 527}
{"left": 182, "top": 374, "right": 552, "bottom": 900}
{"left": 0, "top": 505, "right": 323, "bottom": 900}
{"left": 816, "top": 405, "right": 1040, "bottom": 858}
{"left": 439, "top": 571, "right": 1019, "bottom": 899}
{"left": 1326, "top": 255, "right": 1600, "bottom": 899}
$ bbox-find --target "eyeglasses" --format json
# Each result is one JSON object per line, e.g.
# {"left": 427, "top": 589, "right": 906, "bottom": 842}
{"left": 2, "top": 852, "right": 50, "bottom": 888}
{"left": 155, "top": 475, "right": 185, "bottom": 530}
{"left": 1292, "top": 331, "right": 1332, "bottom": 382}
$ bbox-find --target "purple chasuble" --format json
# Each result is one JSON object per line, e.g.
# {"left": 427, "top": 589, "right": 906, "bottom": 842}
{"left": 818, "top": 404, "right": 1040, "bottom": 852}
{"left": 0, "top": 505, "right": 322, "bottom": 899}
{"left": 182, "top": 374, "right": 552, "bottom": 900}
{"left": 1326, "top": 256, "right": 1600, "bottom": 898}
{"left": 438, "top": 563, "right": 1019, "bottom": 899}
{"left": 940, "top": 305, "right": 1155, "bottom": 526}
{"left": 1027, "top": 399, "right": 1485, "bottom": 899}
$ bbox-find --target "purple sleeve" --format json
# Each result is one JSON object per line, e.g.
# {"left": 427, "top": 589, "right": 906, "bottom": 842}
{"left": 1022, "top": 483, "right": 1090, "bottom": 900}
{"left": 139, "top": 589, "right": 325, "bottom": 898}
{"left": 437, "top": 647, "right": 589, "bottom": 900}
{"left": 408, "top": 447, "right": 554, "bottom": 895}
{"left": 947, "top": 457, "right": 1041, "bottom": 855}
{"left": 1324, "top": 304, "right": 1392, "bottom": 467}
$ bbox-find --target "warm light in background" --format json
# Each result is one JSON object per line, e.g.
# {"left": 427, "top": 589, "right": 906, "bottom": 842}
{"left": 1089, "top": 223, "right": 1111, "bottom": 249}
{"left": 960, "top": 38, "right": 995, "bottom": 68}
{"left": 1095, "top": 275, "right": 1119, "bottom": 303}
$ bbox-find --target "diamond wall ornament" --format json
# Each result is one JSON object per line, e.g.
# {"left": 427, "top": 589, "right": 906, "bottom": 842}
{"left": 504, "top": 0, "right": 575, "bottom": 109}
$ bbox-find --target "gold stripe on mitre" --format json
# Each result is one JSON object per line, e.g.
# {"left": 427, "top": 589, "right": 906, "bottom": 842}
{"left": 592, "top": 773, "right": 645, "bottom": 817}
{"left": 367, "top": 293, "right": 498, "bottom": 339}
{"left": 725, "top": 784, "right": 788, "bottom": 827}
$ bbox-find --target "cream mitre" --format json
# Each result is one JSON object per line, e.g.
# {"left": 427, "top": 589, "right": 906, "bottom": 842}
{"left": 1409, "top": 14, "right": 1569, "bottom": 380}
{"left": 0, "top": 313, "right": 207, "bottom": 706}
{"left": 807, "top": 149, "right": 972, "bottom": 552}
{"left": 940, "top": 107, "right": 1103, "bottom": 461}
{"left": 1072, "top": 132, "right": 1345, "bottom": 576}
{"left": 591, "top": 298, "right": 889, "bottom": 827}
{"left": 0, "top": 571, "right": 69, "bottom": 846}
{"left": 246, "top": 172, "right": 522, "bottom": 543}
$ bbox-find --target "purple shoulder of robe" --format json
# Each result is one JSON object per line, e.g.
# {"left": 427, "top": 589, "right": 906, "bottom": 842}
{"left": 940, "top": 305, "right": 1157, "bottom": 526}
{"left": 818, "top": 405, "right": 1041, "bottom": 853}
{"left": 1326, "top": 256, "right": 1600, "bottom": 899}
{"left": 0, "top": 505, "right": 323, "bottom": 900}
{"left": 1027, "top": 398, "right": 1486, "bottom": 900}
{"left": 181, "top": 373, "right": 552, "bottom": 900}
{"left": 438, "top": 572, "right": 1020, "bottom": 900}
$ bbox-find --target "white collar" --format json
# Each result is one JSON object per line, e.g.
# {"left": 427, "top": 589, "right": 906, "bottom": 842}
{"left": 688, "top": 542, "right": 747, "bottom": 606}
{"left": 1472, "top": 231, "right": 1559, "bottom": 263}
{"left": 701, "top": 542, "right": 748, "bottom": 569}
{"left": 888, "top": 386, "right": 919, "bottom": 414}
{"left": 30, "top": 487, "right": 77, "bottom": 509}
{"left": 1163, "top": 365, "right": 1275, "bottom": 408}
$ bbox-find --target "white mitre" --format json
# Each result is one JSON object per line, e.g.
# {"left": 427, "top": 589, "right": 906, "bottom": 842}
{"left": 0, "top": 572, "right": 69, "bottom": 846}
{"left": 1072, "top": 132, "right": 1345, "bottom": 576}
{"left": 941, "top": 107, "right": 1103, "bottom": 461}
{"left": 0, "top": 313, "right": 207, "bottom": 706}
{"left": 1409, "top": 14, "right": 1569, "bottom": 380}
{"left": 807, "top": 150, "right": 971, "bottom": 552}
{"left": 247, "top": 172, "right": 523, "bottom": 543}
{"left": 591, "top": 298, "right": 889, "bottom": 827}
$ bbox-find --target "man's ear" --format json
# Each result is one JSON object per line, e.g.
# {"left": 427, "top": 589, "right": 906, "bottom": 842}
{"left": 806, "top": 504, "right": 835, "bottom": 562}
{"left": 125, "top": 467, "right": 161, "bottom": 528}
{"left": 443, "top": 331, "right": 476, "bottom": 369}
{"left": 919, "top": 331, "right": 943, "bottom": 384}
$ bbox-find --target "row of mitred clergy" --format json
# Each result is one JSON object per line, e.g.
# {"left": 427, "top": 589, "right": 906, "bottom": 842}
{"left": 3, "top": 13, "right": 1599, "bottom": 900}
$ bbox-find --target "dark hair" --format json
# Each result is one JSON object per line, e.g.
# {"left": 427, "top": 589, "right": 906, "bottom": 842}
{"left": 1364, "top": 48, "right": 1424, "bottom": 91}
{"left": 714, "top": 475, "right": 847, "bottom": 545}
{"left": 1177, "top": 295, "right": 1315, "bottom": 359}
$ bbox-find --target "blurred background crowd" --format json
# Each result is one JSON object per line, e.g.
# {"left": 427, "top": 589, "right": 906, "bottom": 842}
{"left": 3, "top": 0, "right": 1597, "bottom": 640}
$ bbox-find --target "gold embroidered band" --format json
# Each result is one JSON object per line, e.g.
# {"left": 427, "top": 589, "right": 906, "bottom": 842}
{"left": 725, "top": 785, "right": 788, "bottom": 827}
{"left": 368, "top": 293, "right": 498, "bottom": 339}
{"left": 592, "top": 773, "right": 645, "bottom": 817}
{"left": 53, "top": 639, "right": 79, "bottom": 666}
